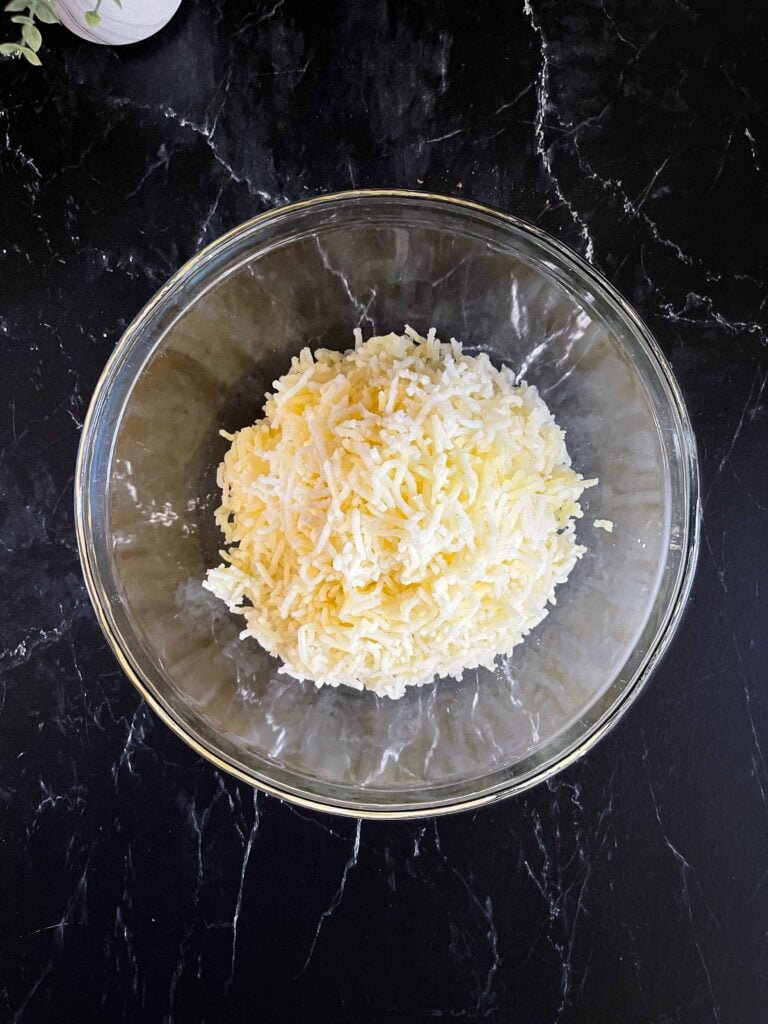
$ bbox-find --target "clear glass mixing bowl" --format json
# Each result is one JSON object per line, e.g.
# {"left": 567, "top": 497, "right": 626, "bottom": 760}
{"left": 75, "top": 191, "right": 699, "bottom": 818}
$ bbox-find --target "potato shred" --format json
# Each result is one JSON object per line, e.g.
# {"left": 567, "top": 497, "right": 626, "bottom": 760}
{"left": 203, "top": 328, "right": 594, "bottom": 698}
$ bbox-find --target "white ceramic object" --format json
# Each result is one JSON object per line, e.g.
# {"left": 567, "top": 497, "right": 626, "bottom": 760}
{"left": 57, "top": 0, "right": 182, "bottom": 45}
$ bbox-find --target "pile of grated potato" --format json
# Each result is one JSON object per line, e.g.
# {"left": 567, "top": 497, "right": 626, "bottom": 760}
{"left": 203, "top": 327, "right": 595, "bottom": 699}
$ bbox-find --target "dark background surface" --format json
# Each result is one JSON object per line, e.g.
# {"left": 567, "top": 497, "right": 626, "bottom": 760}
{"left": 1, "top": 1, "right": 767, "bottom": 1021}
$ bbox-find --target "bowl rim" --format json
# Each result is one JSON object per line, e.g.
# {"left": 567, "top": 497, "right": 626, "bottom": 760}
{"left": 75, "top": 188, "right": 701, "bottom": 819}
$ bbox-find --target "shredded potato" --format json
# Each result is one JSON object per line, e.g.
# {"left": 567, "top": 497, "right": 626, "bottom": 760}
{"left": 203, "top": 328, "right": 595, "bottom": 698}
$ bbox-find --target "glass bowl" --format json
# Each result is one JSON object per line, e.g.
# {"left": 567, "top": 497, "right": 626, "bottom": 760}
{"left": 75, "top": 191, "right": 699, "bottom": 818}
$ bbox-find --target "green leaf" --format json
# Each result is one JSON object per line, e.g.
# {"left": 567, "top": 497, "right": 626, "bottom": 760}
{"left": 4, "top": 1, "right": 31, "bottom": 12}
{"left": 112, "top": 0, "right": 122, "bottom": 7}
{"left": 84, "top": 10, "right": 101, "bottom": 26}
{"left": 10, "top": 14, "right": 33, "bottom": 22}
{"left": 0, "top": 40, "right": 23, "bottom": 53}
{"left": 34, "top": 2, "right": 59, "bottom": 24}
{"left": 22, "top": 21, "right": 41, "bottom": 49}
{"left": 21, "top": 44, "right": 41, "bottom": 64}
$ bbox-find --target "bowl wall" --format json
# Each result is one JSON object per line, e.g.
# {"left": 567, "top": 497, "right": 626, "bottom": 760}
{"left": 77, "top": 192, "right": 698, "bottom": 816}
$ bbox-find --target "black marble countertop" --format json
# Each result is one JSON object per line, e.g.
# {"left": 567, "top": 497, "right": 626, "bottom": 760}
{"left": 2, "top": 1, "right": 767, "bottom": 1020}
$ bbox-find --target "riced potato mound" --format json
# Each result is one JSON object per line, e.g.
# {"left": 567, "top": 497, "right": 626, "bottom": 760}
{"left": 203, "top": 328, "right": 594, "bottom": 699}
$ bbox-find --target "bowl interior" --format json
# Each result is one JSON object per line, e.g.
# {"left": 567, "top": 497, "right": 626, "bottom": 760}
{"left": 82, "top": 195, "right": 692, "bottom": 814}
